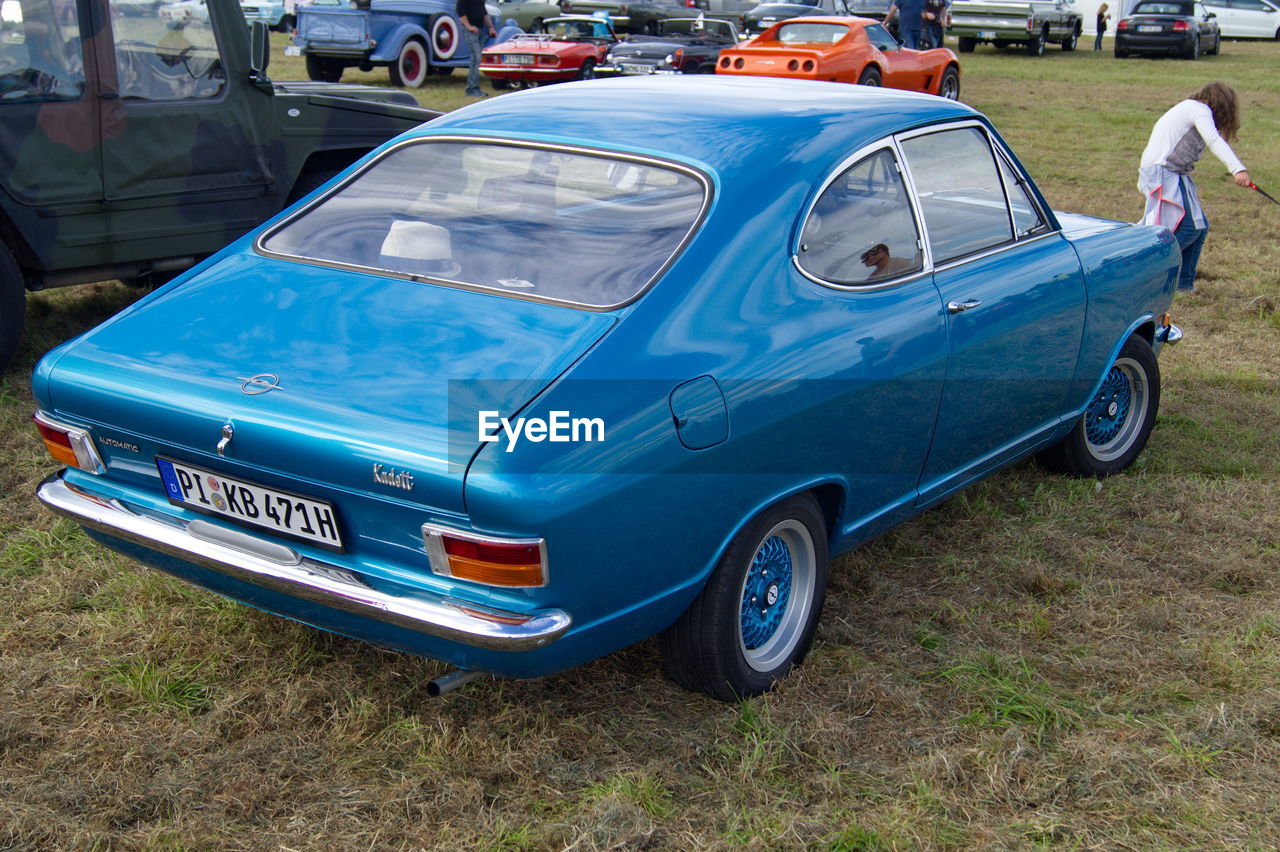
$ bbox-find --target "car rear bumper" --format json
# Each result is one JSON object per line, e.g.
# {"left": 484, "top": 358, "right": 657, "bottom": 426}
{"left": 37, "top": 473, "right": 573, "bottom": 653}
{"left": 1115, "top": 32, "right": 1196, "bottom": 51}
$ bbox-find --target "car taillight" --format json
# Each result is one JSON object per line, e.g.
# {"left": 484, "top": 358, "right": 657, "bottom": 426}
{"left": 1117, "top": 18, "right": 1128, "bottom": 28}
{"left": 1172, "top": 19, "right": 1189, "bottom": 29}
{"left": 34, "top": 411, "right": 106, "bottom": 474}
{"left": 538, "top": 54, "right": 559, "bottom": 65}
{"left": 802, "top": 59, "right": 814, "bottom": 71}
{"left": 423, "top": 525, "right": 547, "bottom": 587}
{"left": 720, "top": 56, "right": 730, "bottom": 68}
{"left": 1027, "top": 15, "right": 1035, "bottom": 30}
{"left": 734, "top": 56, "right": 744, "bottom": 68}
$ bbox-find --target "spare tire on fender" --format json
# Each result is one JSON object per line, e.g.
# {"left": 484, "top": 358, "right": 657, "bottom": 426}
{"left": 430, "top": 13, "right": 459, "bottom": 60}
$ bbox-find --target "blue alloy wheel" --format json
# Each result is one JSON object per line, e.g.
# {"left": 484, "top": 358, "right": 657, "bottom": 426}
{"left": 1037, "top": 335, "right": 1160, "bottom": 477}
{"left": 662, "top": 495, "right": 829, "bottom": 700}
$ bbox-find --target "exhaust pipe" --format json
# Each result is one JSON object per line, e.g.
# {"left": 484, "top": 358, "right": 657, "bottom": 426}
{"left": 426, "top": 668, "right": 487, "bottom": 697}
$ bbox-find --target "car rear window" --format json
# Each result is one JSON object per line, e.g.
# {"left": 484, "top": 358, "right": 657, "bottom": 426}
{"left": 1132, "top": 2, "right": 1190, "bottom": 12}
{"left": 259, "top": 140, "right": 708, "bottom": 309}
{"left": 776, "top": 22, "right": 850, "bottom": 43}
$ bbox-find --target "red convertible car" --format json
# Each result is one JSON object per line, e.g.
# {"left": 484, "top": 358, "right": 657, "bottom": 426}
{"left": 717, "top": 16, "right": 961, "bottom": 99}
{"left": 481, "top": 16, "right": 620, "bottom": 87}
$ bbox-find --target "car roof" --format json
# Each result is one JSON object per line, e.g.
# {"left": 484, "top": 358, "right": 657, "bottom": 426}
{"left": 407, "top": 77, "right": 976, "bottom": 183}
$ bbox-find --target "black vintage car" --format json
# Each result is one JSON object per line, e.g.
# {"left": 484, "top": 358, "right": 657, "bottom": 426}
{"left": 597, "top": 17, "right": 742, "bottom": 74}
{"left": 1115, "top": 0, "right": 1222, "bottom": 58}
{"left": 743, "top": 0, "right": 897, "bottom": 36}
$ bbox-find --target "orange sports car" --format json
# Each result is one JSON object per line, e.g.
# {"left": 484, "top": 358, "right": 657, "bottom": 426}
{"left": 716, "top": 16, "right": 961, "bottom": 99}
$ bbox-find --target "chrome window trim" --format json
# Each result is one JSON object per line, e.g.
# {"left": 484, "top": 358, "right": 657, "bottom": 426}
{"left": 791, "top": 140, "right": 929, "bottom": 292}
{"left": 253, "top": 135, "right": 713, "bottom": 313}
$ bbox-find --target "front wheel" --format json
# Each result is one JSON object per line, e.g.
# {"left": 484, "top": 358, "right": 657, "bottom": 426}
{"left": 661, "top": 494, "right": 829, "bottom": 701}
{"left": 1037, "top": 335, "right": 1161, "bottom": 477}
{"left": 577, "top": 57, "right": 596, "bottom": 79}
{"left": 856, "top": 66, "right": 882, "bottom": 86}
{"left": 389, "top": 39, "right": 430, "bottom": 87}
{"left": 937, "top": 65, "right": 959, "bottom": 100}
{"left": 1061, "top": 29, "right": 1078, "bottom": 50}
{"left": 0, "top": 245, "right": 25, "bottom": 373}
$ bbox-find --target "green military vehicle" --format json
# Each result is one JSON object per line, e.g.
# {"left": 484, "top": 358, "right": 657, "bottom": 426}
{"left": 0, "top": 0, "right": 438, "bottom": 371}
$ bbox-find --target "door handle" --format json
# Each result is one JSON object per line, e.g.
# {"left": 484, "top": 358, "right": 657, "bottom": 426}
{"left": 946, "top": 299, "right": 982, "bottom": 314}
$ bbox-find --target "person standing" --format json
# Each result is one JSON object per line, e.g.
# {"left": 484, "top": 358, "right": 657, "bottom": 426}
{"left": 922, "top": 0, "right": 948, "bottom": 48}
{"left": 1094, "top": 3, "right": 1110, "bottom": 49}
{"left": 887, "top": 0, "right": 926, "bottom": 48}
{"left": 456, "top": 0, "right": 496, "bottom": 98}
{"left": 1138, "top": 82, "right": 1252, "bottom": 292}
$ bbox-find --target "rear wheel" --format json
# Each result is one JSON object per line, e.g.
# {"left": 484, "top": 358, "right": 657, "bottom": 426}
{"left": 304, "top": 54, "right": 343, "bottom": 82}
{"left": 578, "top": 58, "right": 597, "bottom": 79}
{"left": 857, "top": 65, "right": 882, "bottom": 86}
{"left": 0, "top": 245, "right": 24, "bottom": 373}
{"left": 938, "top": 65, "right": 959, "bottom": 99}
{"left": 1037, "top": 335, "right": 1160, "bottom": 477}
{"left": 1026, "top": 28, "right": 1045, "bottom": 55}
{"left": 957, "top": 35, "right": 976, "bottom": 52}
{"left": 661, "top": 494, "right": 829, "bottom": 700}
{"left": 390, "top": 39, "right": 430, "bottom": 87}
{"left": 1114, "top": 44, "right": 1128, "bottom": 57}
{"left": 1184, "top": 34, "right": 1200, "bottom": 59}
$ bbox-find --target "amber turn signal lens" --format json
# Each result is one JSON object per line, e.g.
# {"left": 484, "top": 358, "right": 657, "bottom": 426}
{"left": 422, "top": 525, "right": 548, "bottom": 588}
{"left": 33, "top": 412, "right": 106, "bottom": 473}
{"left": 36, "top": 420, "right": 79, "bottom": 468}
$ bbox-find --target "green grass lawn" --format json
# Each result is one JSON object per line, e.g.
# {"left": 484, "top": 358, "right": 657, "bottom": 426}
{"left": 2, "top": 36, "right": 1279, "bottom": 851}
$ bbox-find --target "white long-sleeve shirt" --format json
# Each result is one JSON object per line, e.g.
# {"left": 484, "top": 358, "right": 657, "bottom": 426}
{"left": 1140, "top": 98, "right": 1245, "bottom": 176}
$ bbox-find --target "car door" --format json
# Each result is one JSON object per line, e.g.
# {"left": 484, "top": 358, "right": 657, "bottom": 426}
{"left": 790, "top": 143, "right": 948, "bottom": 530}
{"left": 1193, "top": 1, "right": 1217, "bottom": 39}
{"left": 1227, "top": 0, "right": 1277, "bottom": 34}
{"left": 862, "top": 21, "right": 924, "bottom": 87}
{"left": 899, "top": 122, "right": 1087, "bottom": 503}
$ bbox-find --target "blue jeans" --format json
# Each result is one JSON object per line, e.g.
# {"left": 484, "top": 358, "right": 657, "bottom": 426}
{"left": 924, "top": 22, "right": 944, "bottom": 47}
{"left": 464, "top": 27, "right": 483, "bottom": 95}
{"left": 1094, "top": 30, "right": 1104, "bottom": 49}
{"left": 901, "top": 25, "right": 923, "bottom": 48}
{"left": 1172, "top": 207, "right": 1208, "bottom": 291}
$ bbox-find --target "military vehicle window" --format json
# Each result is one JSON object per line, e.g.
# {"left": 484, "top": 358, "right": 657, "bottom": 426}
{"left": 797, "top": 148, "right": 923, "bottom": 285}
{"left": 0, "top": 0, "right": 85, "bottom": 102}
{"left": 111, "top": 0, "right": 225, "bottom": 100}
{"left": 900, "top": 126, "right": 1014, "bottom": 263}
{"left": 259, "top": 140, "right": 708, "bottom": 309}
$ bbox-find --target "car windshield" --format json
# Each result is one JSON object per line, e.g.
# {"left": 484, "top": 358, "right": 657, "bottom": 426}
{"left": 776, "top": 21, "right": 850, "bottom": 43}
{"left": 1132, "top": 2, "right": 1191, "bottom": 12}
{"left": 542, "top": 17, "right": 609, "bottom": 38}
{"left": 259, "top": 140, "right": 708, "bottom": 309}
{"left": 661, "top": 18, "right": 732, "bottom": 38}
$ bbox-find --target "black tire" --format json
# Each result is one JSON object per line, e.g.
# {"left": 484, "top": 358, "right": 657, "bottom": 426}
{"left": 1026, "top": 30, "right": 1045, "bottom": 55}
{"left": 0, "top": 245, "right": 25, "bottom": 374}
{"left": 273, "top": 13, "right": 295, "bottom": 32}
{"left": 305, "top": 54, "right": 343, "bottom": 82}
{"left": 389, "top": 39, "right": 430, "bottom": 87}
{"left": 857, "top": 66, "right": 882, "bottom": 86}
{"left": 529, "top": 16, "right": 543, "bottom": 31}
{"left": 1206, "top": 33, "right": 1220, "bottom": 54}
{"left": 1184, "top": 34, "right": 1199, "bottom": 59}
{"left": 577, "top": 57, "right": 596, "bottom": 79}
{"left": 661, "top": 494, "right": 829, "bottom": 700}
{"left": 1061, "top": 29, "right": 1078, "bottom": 50}
{"left": 1114, "top": 44, "right": 1128, "bottom": 57}
{"left": 430, "top": 66, "right": 455, "bottom": 76}
{"left": 1037, "top": 335, "right": 1160, "bottom": 478}
{"left": 938, "top": 65, "right": 959, "bottom": 100}
{"left": 285, "top": 168, "right": 342, "bottom": 206}
{"left": 643, "top": 20, "right": 658, "bottom": 34}
{"left": 491, "top": 78, "right": 513, "bottom": 90}
{"left": 957, "top": 35, "right": 976, "bottom": 52}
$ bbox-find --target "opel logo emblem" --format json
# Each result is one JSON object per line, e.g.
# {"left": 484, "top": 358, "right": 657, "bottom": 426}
{"left": 237, "top": 373, "right": 284, "bottom": 395}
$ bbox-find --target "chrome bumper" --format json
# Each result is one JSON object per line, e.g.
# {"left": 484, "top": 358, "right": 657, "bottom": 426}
{"left": 37, "top": 474, "right": 572, "bottom": 652}
{"left": 1158, "top": 322, "right": 1183, "bottom": 346}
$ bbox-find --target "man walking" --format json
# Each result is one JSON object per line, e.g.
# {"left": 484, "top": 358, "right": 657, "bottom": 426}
{"left": 457, "top": 0, "right": 496, "bottom": 98}
{"left": 888, "top": 0, "right": 927, "bottom": 48}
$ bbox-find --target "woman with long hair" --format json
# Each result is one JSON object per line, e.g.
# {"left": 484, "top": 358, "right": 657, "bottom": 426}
{"left": 1095, "top": 3, "right": 1110, "bottom": 49}
{"left": 1138, "top": 82, "right": 1251, "bottom": 292}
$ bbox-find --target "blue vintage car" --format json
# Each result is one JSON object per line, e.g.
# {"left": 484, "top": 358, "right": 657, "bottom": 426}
{"left": 33, "top": 78, "right": 1182, "bottom": 701}
{"left": 292, "top": 0, "right": 524, "bottom": 86}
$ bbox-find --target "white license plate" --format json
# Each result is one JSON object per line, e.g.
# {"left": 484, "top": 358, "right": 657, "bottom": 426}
{"left": 620, "top": 62, "right": 652, "bottom": 74}
{"left": 1137, "top": 24, "right": 1162, "bottom": 31}
{"left": 157, "top": 458, "right": 344, "bottom": 551}
{"left": 978, "top": 30, "right": 996, "bottom": 38}
{"left": 504, "top": 54, "right": 534, "bottom": 64}
{"left": 284, "top": 45, "right": 302, "bottom": 56}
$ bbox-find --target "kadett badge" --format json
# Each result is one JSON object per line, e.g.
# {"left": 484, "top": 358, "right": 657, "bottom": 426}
{"left": 372, "top": 464, "right": 414, "bottom": 491}
{"left": 237, "top": 373, "right": 284, "bottom": 395}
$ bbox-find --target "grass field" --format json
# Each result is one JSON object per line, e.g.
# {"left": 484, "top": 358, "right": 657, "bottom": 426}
{"left": 2, "top": 35, "right": 1279, "bottom": 851}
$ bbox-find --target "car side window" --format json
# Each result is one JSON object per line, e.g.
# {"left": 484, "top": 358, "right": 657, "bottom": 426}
{"left": 797, "top": 148, "right": 923, "bottom": 285}
{"left": 995, "top": 151, "right": 1047, "bottom": 238}
{"left": 111, "top": 0, "right": 226, "bottom": 101}
{"left": 0, "top": 0, "right": 85, "bottom": 102}
{"left": 864, "top": 22, "right": 898, "bottom": 49}
{"left": 900, "top": 126, "right": 1013, "bottom": 264}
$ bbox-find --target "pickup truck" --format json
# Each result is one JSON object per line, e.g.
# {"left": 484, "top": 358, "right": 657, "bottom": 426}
{"left": 291, "top": 0, "right": 523, "bottom": 86}
{"left": 947, "top": 0, "right": 1083, "bottom": 54}
{"left": 0, "top": 0, "right": 438, "bottom": 372}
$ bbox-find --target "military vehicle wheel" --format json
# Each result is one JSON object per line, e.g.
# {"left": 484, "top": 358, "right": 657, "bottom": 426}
{"left": 305, "top": 55, "right": 343, "bottom": 82}
{"left": 390, "top": 39, "right": 430, "bottom": 87}
{"left": 0, "top": 245, "right": 25, "bottom": 374}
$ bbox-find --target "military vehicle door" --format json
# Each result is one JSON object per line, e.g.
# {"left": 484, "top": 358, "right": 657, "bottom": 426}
{"left": 96, "top": 0, "right": 273, "bottom": 218}
{"left": 0, "top": 0, "right": 102, "bottom": 209}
